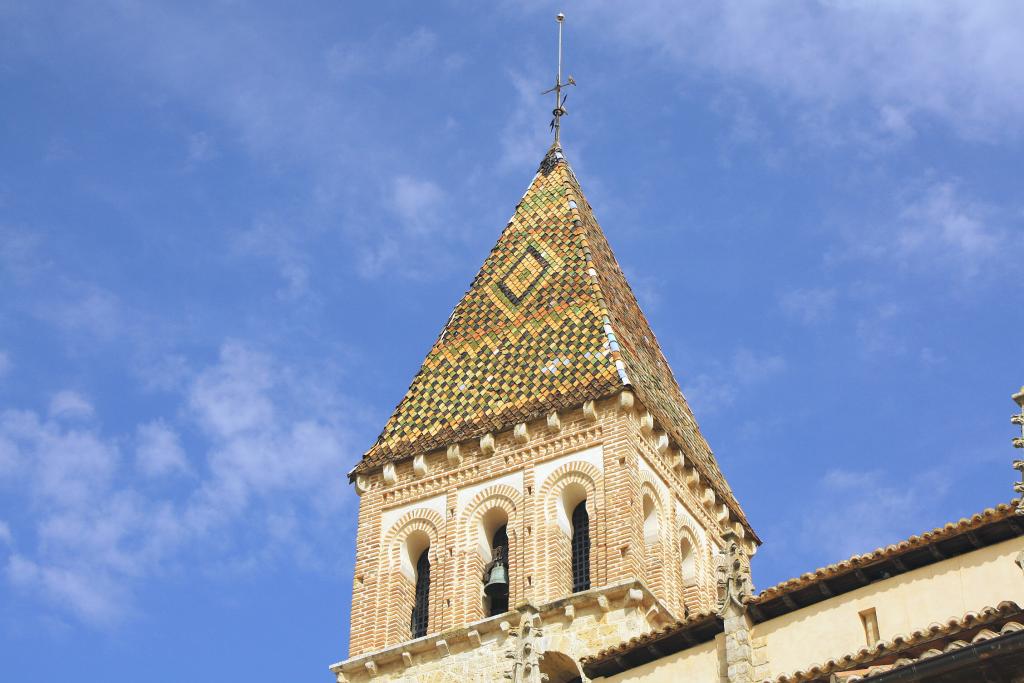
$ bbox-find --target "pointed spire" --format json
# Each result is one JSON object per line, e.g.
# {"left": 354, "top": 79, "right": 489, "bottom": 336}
{"left": 353, "top": 145, "right": 754, "bottom": 536}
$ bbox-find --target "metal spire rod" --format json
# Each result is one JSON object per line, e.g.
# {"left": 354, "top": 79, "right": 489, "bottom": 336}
{"left": 543, "top": 12, "right": 575, "bottom": 144}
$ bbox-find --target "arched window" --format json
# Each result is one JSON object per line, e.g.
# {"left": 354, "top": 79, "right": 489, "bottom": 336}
{"left": 679, "top": 534, "right": 699, "bottom": 615}
{"left": 643, "top": 494, "right": 659, "bottom": 545}
{"left": 571, "top": 501, "right": 590, "bottom": 592}
{"left": 488, "top": 524, "right": 510, "bottom": 615}
{"left": 410, "top": 548, "right": 430, "bottom": 638}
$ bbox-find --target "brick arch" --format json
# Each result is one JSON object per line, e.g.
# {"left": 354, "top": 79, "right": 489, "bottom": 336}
{"left": 380, "top": 508, "right": 445, "bottom": 646}
{"left": 638, "top": 476, "right": 669, "bottom": 601}
{"left": 538, "top": 461, "right": 601, "bottom": 602}
{"left": 455, "top": 485, "right": 524, "bottom": 623}
{"left": 677, "top": 519, "right": 708, "bottom": 615}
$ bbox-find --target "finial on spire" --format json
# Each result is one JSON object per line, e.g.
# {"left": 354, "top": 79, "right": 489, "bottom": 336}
{"left": 542, "top": 12, "right": 576, "bottom": 145}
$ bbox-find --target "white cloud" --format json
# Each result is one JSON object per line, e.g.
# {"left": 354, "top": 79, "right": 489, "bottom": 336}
{"left": 0, "top": 340, "right": 352, "bottom": 625}
{"left": 189, "top": 343, "right": 275, "bottom": 439}
{"left": 37, "top": 285, "right": 124, "bottom": 340}
{"left": 391, "top": 175, "right": 444, "bottom": 235}
{"left": 0, "top": 409, "right": 118, "bottom": 509}
{"left": 48, "top": 390, "right": 95, "bottom": 421}
{"left": 780, "top": 288, "right": 837, "bottom": 325}
{"left": 7, "top": 554, "right": 127, "bottom": 624}
{"left": 683, "top": 348, "right": 786, "bottom": 416}
{"left": 135, "top": 421, "right": 190, "bottom": 478}
{"left": 893, "top": 182, "right": 1004, "bottom": 277}
{"left": 587, "top": 0, "right": 1024, "bottom": 141}
{"left": 803, "top": 466, "right": 953, "bottom": 561}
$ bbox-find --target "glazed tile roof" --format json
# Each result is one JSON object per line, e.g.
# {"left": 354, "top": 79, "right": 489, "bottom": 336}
{"left": 352, "top": 144, "right": 750, "bottom": 531}
{"left": 764, "top": 601, "right": 1024, "bottom": 683}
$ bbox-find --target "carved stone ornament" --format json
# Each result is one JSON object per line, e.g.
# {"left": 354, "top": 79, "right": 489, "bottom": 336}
{"left": 716, "top": 534, "right": 753, "bottom": 617}
{"left": 1013, "top": 386, "right": 1024, "bottom": 516}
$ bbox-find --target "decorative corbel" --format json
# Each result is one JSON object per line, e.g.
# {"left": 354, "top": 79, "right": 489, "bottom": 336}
{"left": 382, "top": 463, "right": 397, "bottom": 486}
{"left": 655, "top": 432, "right": 669, "bottom": 454}
{"left": 639, "top": 411, "right": 654, "bottom": 434}
{"left": 583, "top": 400, "right": 598, "bottom": 421}
{"left": 672, "top": 448, "right": 686, "bottom": 471}
{"left": 413, "top": 454, "right": 429, "bottom": 478}
{"left": 547, "top": 411, "right": 561, "bottom": 433}
{"left": 618, "top": 390, "right": 635, "bottom": 412}
{"left": 480, "top": 432, "right": 496, "bottom": 456}
{"left": 701, "top": 486, "right": 716, "bottom": 509}
{"left": 514, "top": 422, "right": 529, "bottom": 444}
{"left": 354, "top": 474, "right": 370, "bottom": 496}
{"left": 401, "top": 651, "right": 413, "bottom": 668}
{"left": 446, "top": 443, "right": 462, "bottom": 467}
{"left": 684, "top": 466, "right": 700, "bottom": 489}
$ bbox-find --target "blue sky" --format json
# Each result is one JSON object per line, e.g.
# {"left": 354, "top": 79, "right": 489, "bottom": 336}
{"left": 1, "top": 1, "right": 1022, "bottom": 680}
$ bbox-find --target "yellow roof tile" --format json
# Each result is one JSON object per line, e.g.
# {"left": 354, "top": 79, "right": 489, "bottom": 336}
{"left": 352, "top": 144, "right": 751, "bottom": 533}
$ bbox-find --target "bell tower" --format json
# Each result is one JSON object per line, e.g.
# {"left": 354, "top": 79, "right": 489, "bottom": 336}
{"left": 331, "top": 141, "right": 758, "bottom": 682}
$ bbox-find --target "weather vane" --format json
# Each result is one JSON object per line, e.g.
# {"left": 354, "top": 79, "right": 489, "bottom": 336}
{"left": 543, "top": 12, "right": 576, "bottom": 144}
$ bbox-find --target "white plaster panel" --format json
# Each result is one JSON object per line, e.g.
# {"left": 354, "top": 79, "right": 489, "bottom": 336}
{"left": 456, "top": 470, "right": 524, "bottom": 512}
{"left": 533, "top": 444, "right": 604, "bottom": 490}
{"left": 380, "top": 493, "right": 447, "bottom": 536}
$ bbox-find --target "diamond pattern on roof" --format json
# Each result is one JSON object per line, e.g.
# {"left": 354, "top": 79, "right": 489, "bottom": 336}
{"left": 353, "top": 144, "right": 752, "bottom": 533}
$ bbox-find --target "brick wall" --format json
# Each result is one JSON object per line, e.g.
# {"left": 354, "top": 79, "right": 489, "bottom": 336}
{"left": 345, "top": 390, "right": 748, "bottom": 659}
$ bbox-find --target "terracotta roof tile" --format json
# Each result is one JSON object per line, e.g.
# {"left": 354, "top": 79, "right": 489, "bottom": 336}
{"left": 351, "top": 144, "right": 751, "bottom": 532}
{"left": 580, "top": 608, "right": 722, "bottom": 668}
{"left": 763, "top": 601, "right": 1023, "bottom": 683}
{"left": 752, "top": 500, "right": 1020, "bottom": 604}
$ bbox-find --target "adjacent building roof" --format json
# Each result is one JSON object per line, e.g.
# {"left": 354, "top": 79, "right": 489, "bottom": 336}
{"left": 580, "top": 609, "right": 723, "bottom": 679}
{"left": 749, "top": 500, "right": 1023, "bottom": 623}
{"left": 583, "top": 499, "right": 1024, "bottom": 678}
{"left": 766, "top": 601, "right": 1024, "bottom": 683}
{"left": 351, "top": 144, "right": 751, "bottom": 532}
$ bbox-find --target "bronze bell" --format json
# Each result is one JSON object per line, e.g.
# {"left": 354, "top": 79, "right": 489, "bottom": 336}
{"left": 484, "top": 560, "right": 509, "bottom": 598}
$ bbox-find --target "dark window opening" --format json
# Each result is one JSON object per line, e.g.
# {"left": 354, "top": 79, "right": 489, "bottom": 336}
{"left": 488, "top": 524, "right": 510, "bottom": 615}
{"left": 571, "top": 501, "right": 590, "bottom": 592}
{"left": 410, "top": 549, "right": 430, "bottom": 638}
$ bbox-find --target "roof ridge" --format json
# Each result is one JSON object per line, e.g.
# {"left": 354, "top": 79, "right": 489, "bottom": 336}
{"left": 754, "top": 499, "right": 1021, "bottom": 603}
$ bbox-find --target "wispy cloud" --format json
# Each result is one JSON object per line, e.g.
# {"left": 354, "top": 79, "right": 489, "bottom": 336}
{"left": 587, "top": 0, "right": 1024, "bottom": 141}
{"left": 780, "top": 288, "right": 837, "bottom": 325}
{"left": 802, "top": 466, "right": 953, "bottom": 561}
{"left": 135, "top": 421, "right": 190, "bottom": 478}
{"left": 892, "top": 181, "right": 1006, "bottom": 278}
{"left": 683, "top": 348, "right": 787, "bottom": 416}
{"left": 1, "top": 340, "right": 353, "bottom": 625}
{"left": 48, "top": 391, "right": 95, "bottom": 421}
